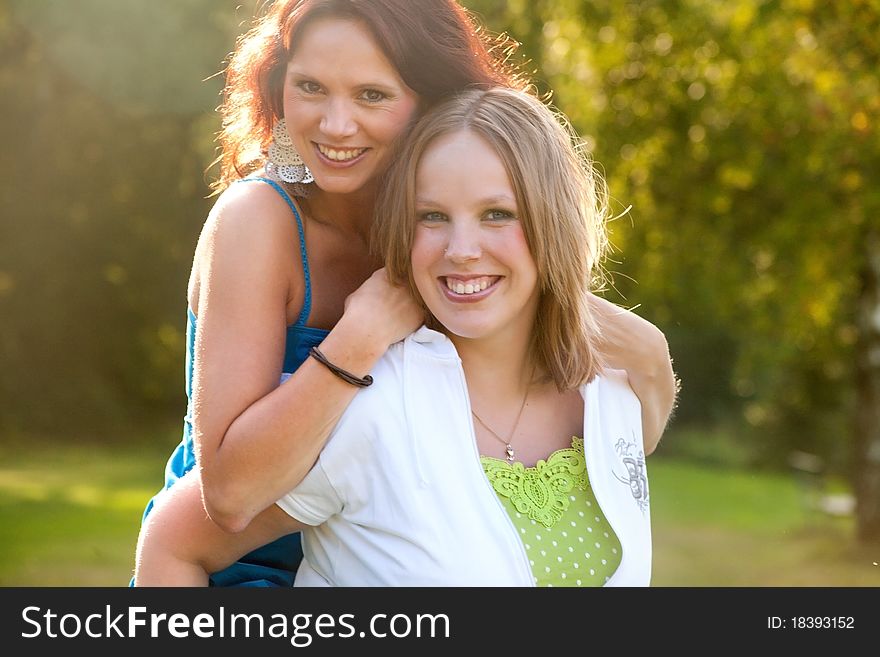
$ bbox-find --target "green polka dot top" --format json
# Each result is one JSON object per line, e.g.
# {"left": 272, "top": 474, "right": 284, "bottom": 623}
{"left": 480, "top": 437, "right": 622, "bottom": 587}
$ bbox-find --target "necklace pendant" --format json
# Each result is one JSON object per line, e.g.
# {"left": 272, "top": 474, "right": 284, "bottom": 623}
{"left": 505, "top": 444, "right": 515, "bottom": 463}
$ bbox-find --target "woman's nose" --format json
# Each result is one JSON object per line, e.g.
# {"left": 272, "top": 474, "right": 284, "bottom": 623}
{"left": 444, "top": 224, "right": 482, "bottom": 262}
{"left": 320, "top": 98, "right": 358, "bottom": 140}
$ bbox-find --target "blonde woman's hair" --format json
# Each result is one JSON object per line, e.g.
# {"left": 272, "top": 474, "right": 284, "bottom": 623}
{"left": 375, "top": 87, "right": 609, "bottom": 390}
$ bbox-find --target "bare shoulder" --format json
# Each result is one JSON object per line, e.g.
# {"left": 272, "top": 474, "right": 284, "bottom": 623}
{"left": 201, "top": 180, "right": 301, "bottom": 251}
{"left": 189, "top": 181, "right": 302, "bottom": 305}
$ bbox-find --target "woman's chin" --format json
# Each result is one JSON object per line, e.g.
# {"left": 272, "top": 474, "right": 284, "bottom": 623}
{"left": 307, "top": 159, "right": 381, "bottom": 197}
{"left": 437, "top": 320, "right": 496, "bottom": 342}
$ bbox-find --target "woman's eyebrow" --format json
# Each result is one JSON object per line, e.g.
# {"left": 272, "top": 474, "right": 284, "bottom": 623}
{"left": 416, "top": 194, "right": 516, "bottom": 206}
{"left": 479, "top": 194, "right": 517, "bottom": 205}
{"left": 286, "top": 66, "right": 398, "bottom": 89}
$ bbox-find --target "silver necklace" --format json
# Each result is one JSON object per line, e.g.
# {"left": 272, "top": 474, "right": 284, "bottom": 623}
{"left": 471, "top": 386, "right": 530, "bottom": 464}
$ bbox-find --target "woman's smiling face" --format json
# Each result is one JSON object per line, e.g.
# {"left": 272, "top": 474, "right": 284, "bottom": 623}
{"left": 283, "top": 17, "right": 420, "bottom": 195}
{"left": 411, "top": 129, "right": 539, "bottom": 345}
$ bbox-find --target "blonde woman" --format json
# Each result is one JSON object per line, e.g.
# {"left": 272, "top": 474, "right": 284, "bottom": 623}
{"left": 136, "top": 87, "right": 652, "bottom": 587}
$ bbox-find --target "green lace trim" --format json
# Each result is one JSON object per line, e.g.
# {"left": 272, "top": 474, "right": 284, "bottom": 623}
{"left": 481, "top": 437, "right": 587, "bottom": 529}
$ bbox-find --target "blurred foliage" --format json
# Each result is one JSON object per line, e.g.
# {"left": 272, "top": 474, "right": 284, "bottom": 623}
{"left": 0, "top": 0, "right": 245, "bottom": 434}
{"left": 469, "top": 0, "right": 879, "bottom": 474}
{"left": 1, "top": 1, "right": 878, "bottom": 485}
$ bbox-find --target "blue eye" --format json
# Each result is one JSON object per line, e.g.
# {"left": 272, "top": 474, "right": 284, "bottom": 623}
{"left": 486, "top": 209, "right": 515, "bottom": 221}
{"left": 419, "top": 211, "right": 446, "bottom": 223}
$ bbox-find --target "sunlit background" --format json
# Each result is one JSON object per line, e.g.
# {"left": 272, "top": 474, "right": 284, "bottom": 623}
{"left": 1, "top": 0, "right": 878, "bottom": 585}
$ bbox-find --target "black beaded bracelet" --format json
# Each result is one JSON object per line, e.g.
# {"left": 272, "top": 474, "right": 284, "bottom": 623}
{"left": 308, "top": 346, "right": 374, "bottom": 388}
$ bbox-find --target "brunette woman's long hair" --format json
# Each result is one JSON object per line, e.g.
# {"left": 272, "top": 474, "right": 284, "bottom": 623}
{"left": 212, "top": 0, "right": 528, "bottom": 192}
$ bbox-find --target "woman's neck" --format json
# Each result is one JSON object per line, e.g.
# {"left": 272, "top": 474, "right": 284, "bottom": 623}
{"left": 302, "top": 184, "right": 377, "bottom": 239}
{"left": 454, "top": 332, "right": 536, "bottom": 403}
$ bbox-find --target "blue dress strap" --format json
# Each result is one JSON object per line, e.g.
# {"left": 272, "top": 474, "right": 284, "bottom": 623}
{"left": 235, "top": 177, "right": 313, "bottom": 327}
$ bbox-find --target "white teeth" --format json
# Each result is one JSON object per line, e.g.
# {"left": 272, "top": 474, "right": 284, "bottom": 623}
{"left": 446, "top": 277, "right": 494, "bottom": 295}
{"left": 318, "top": 145, "right": 366, "bottom": 162}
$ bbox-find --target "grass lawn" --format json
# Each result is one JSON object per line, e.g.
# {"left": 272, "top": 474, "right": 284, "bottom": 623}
{"left": 0, "top": 438, "right": 877, "bottom": 586}
{"left": 649, "top": 458, "right": 879, "bottom": 586}
{"left": 0, "top": 435, "right": 177, "bottom": 586}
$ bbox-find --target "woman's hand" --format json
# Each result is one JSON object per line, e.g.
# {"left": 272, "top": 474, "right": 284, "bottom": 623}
{"left": 340, "top": 267, "right": 425, "bottom": 353}
{"left": 589, "top": 293, "right": 678, "bottom": 455}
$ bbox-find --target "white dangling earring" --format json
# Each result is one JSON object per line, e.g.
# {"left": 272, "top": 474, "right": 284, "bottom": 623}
{"left": 266, "top": 118, "right": 314, "bottom": 185}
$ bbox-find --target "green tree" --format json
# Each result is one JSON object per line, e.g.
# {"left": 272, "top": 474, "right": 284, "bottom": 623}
{"left": 466, "top": 0, "right": 879, "bottom": 540}
{"left": 0, "top": 0, "right": 242, "bottom": 434}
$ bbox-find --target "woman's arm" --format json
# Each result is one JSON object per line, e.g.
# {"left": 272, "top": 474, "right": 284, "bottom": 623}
{"left": 134, "top": 470, "right": 305, "bottom": 586}
{"left": 190, "top": 184, "right": 422, "bottom": 532}
{"left": 589, "top": 293, "right": 678, "bottom": 455}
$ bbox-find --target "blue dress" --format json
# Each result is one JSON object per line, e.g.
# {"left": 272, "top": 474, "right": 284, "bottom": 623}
{"left": 139, "top": 178, "right": 329, "bottom": 587}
